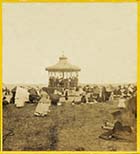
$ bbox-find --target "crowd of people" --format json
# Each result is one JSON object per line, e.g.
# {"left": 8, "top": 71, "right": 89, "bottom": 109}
{"left": 2, "top": 84, "right": 137, "bottom": 117}
{"left": 49, "top": 76, "right": 78, "bottom": 88}
{"left": 81, "top": 84, "right": 137, "bottom": 102}
{"left": 3, "top": 83, "right": 137, "bottom": 142}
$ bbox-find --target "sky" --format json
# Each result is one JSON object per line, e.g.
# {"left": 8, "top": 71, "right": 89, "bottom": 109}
{"left": 2, "top": 3, "right": 137, "bottom": 84}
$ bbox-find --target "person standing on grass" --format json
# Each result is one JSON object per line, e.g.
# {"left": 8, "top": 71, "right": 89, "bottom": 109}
{"left": 65, "top": 89, "right": 69, "bottom": 101}
{"left": 118, "top": 95, "right": 126, "bottom": 109}
{"left": 34, "top": 90, "right": 51, "bottom": 117}
{"left": 15, "top": 86, "right": 29, "bottom": 107}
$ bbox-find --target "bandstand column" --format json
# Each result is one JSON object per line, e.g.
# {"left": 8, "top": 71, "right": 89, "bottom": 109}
{"left": 76, "top": 72, "right": 79, "bottom": 77}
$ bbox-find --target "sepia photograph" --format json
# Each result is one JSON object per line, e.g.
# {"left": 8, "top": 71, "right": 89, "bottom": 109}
{"left": 2, "top": 2, "right": 137, "bottom": 151}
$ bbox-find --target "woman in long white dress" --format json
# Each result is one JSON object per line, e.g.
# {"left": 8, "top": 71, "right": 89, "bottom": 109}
{"left": 118, "top": 95, "right": 126, "bottom": 109}
{"left": 15, "top": 86, "right": 29, "bottom": 107}
{"left": 34, "top": 90, "right": 51, "bottom": 116}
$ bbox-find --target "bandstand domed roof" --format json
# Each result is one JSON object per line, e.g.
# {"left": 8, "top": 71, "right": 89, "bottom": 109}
{"left": 46, "top": 55, "right": 81, "bottom": 72}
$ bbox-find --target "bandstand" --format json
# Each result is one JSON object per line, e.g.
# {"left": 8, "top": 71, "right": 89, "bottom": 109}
{"left": 45, "top": 55, "right": 81, "bottom": 88}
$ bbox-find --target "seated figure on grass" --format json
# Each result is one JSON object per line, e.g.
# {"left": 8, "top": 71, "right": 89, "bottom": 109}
{"left": 34, "top": 90, "right": 51, "bottom": 117}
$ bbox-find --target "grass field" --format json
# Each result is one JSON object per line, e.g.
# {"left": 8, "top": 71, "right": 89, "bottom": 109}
{"left": 3, "top": 99, "right": 136, "bottom": 151}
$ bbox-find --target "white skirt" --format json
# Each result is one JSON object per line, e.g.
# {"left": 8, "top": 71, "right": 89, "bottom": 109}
{"left": 118, "top": 99, "right": 126, "bottom": 108}
{"left": 15, "top": 98, "right": 25, "bottom": 107}
{"left": 34, "top": 103, "right": 50, "bottom": 116}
